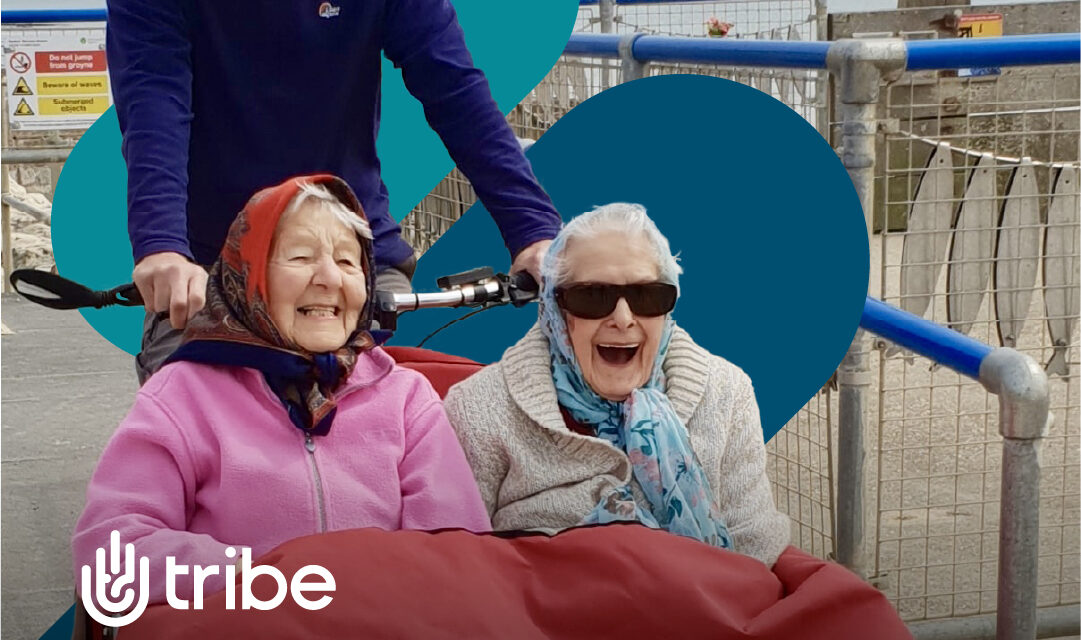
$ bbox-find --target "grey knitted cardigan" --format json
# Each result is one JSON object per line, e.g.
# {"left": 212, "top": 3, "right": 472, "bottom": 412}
{"left": 444, "top": 323, "right": 790, "bottom": 567}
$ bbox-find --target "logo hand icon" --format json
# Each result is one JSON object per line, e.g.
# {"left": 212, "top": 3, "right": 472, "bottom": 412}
{"left": 80, "top": 530, "right": 151, "bottom": 628}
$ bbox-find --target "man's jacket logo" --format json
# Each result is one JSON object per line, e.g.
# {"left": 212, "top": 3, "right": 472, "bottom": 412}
{"left": 318, "top": 2, "right": 340, "bottom": 18}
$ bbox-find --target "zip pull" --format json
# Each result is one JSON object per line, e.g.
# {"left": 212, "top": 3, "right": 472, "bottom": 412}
{"left": 304, "top": 432, "right": 315, "bottom": 453}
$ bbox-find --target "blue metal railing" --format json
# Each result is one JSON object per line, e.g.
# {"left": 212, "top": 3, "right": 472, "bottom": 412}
{"left": 5, "top": 9, "right": 1078, "bottom": 73}
{"left": 859, "top": 296, "right": 992, "bottom": 380}
{"left": 905, "top": 32, "right": 1081, "bottom": 69}
{"left": 565, "top": 32, "right": 1081, "bottom": 70}
{"left": 1, "top": 9, "right": 107, "bottom": 23}
{"left": 566, "top": 33, "right": 832, "bottom": 68}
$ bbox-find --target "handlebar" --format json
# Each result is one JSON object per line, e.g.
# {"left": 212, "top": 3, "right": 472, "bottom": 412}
{"left": 10, "top": 267, "right": 539, "bottom": 332}
{"left": 373, "top": 269, "right": 538, "bottom": 331}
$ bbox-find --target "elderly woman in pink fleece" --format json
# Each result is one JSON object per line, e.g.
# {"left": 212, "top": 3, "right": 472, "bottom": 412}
{"left": 72, "top": 175, "right": 490, "bottom": 605}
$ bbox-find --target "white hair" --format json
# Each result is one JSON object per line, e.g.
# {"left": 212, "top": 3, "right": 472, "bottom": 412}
{"left": 544, "top": 202, "right": 682, "bottom": 289}
{"left": 286, "top": 181, "right": 373, "bottom": 240}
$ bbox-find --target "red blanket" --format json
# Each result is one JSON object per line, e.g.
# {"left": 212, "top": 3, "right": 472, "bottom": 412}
{"left": 125, "top": 524, "right": 910, "bottom": 639}
{"left": 384, "top": 346, "right": 484, "bottom": 398}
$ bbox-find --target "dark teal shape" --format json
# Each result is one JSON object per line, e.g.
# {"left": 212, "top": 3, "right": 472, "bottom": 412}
{"left": 36, "top": 604, "right": 74, "bottom": 640}
{"left": 390, "top": 75, "right": 869, "bottom": 442}
{"left": 50, "top": 0, "right": 578, "bottom": 356}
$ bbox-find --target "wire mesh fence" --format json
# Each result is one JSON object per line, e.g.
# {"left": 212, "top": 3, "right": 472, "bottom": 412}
{"left": 386, "top": 5, "right": 1081, "bottom": 628}
{"left": 871, "top": 63, "right": 1080, "bottom": 621}
{"left": 578, "top": 0, "right": 818, "bottom": 39}
{"left": 401, "top": 0, "right": 826, "bottom": 252}
{"left": 768, "top": 387, "right": 837, "bottom": 560}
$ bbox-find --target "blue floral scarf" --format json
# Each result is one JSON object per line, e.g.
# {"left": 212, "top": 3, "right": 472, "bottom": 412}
{"left": 538, "top": 247, "right": 732, "bottom": 550}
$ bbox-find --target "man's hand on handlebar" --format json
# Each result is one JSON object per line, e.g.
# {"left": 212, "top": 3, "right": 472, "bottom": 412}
{"left": 132, "top": 252, "right": 208, "bottom": 330}
{"left": 509, "top": 239, "right": 552, "bottom": 287}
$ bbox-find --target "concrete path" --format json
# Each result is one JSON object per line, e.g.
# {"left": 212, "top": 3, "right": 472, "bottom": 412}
{"left": 1, "top": 294, "right": 137, "bottom": 640}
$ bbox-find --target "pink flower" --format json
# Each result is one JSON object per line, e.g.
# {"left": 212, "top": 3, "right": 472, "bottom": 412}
{"left": 705, "top": 17, "right": 732, "bottom": 37}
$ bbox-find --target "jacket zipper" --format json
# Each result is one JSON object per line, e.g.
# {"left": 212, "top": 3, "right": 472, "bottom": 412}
{"left": 255, "top": 362, "right": 393, "bottom": 536}
{"left": 304, "top": 432, "right": 328, "bottom": 533}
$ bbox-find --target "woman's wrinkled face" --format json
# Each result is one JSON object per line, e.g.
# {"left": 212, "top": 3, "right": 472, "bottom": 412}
{"left": 266, "top": 202, "right": 367, "bottom": 352}
{"left": 561, "top": 230, "right": 666, "bottom": 401}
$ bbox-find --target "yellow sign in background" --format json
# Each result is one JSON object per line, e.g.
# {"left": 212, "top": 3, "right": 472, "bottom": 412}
{"left": 36, "top": 75, "right": 109, "bottom": 95}
{"left": 38, "top": 96, "right": 110, "bottom": 116}
{"left": 959, "top": 13, "right": 1003, "bottom": 38}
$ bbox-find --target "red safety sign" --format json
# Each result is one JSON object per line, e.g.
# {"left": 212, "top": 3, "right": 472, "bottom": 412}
{"left": 9, "top": 52, "right": 32, "bottom": 74}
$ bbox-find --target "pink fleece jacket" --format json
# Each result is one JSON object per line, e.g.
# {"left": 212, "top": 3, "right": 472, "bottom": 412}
{"left": 72, "top": 347, "right": 490, "bottom": 604}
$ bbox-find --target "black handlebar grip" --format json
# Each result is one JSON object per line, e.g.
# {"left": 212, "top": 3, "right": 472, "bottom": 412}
{"left": 508, "top": 271, "right": 539, "bottom": 307}
{"left": 511, "top": 271, "right": 539, "bottom": 293}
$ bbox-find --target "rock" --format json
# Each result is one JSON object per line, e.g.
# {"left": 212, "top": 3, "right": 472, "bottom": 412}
{"left": 4, "top": 178, "right": 54, "bottom": 271}
{"left": 11, "top": 231, "right": 53, "bottom": 271}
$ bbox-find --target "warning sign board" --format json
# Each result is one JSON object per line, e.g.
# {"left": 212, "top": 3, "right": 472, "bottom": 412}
{"left": 13, "top": 77, "right": 34, "bottom": 95}
{"left": 4, "top": 25, "right": 110, "bottom": 130}
{"left": 9, "top": 51, "right": 32, "bottom": 74}
{"left": 39, "top": 96, "right": 109, "bottom": 116}
{"left": 959, "top": 13, "right": 1003, "bottom": 38}
{"left": 37, "top": 75, "right": 107, "bottom": 95}
{"left": 35, "top": 50, "right": 107, "bottom": 73}
{"left": 14, "top": 98, "right": 35, "bottom": 116}
{"left": 958, "top": 14, "right": 1003, "bottom": 77}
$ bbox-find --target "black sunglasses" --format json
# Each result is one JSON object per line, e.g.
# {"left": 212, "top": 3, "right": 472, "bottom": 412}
{"left": 554, "top": 282, "right": 677, "bottom": 320}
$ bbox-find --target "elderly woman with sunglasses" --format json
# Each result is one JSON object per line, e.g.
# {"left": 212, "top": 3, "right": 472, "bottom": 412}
{"left": 445, "top": 203, "right": 788, "bottom": 565}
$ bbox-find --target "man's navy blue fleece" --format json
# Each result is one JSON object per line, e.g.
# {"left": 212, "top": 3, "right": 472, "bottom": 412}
{"left": 107, "top": 0, "right": 561, "bottom": 269}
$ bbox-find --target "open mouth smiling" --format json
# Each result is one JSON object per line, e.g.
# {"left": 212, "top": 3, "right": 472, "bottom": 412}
{"left": 298, "top": 305, "right": 340, "bottom": 318}
{"left": 596, "top": 343, "right": 640, "bottom": 365}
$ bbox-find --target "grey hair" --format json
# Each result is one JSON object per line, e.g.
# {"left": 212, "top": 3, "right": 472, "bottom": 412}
{"left": 544, "top": 202, "right": 682, "bottom": 290}
{"left": 286, "top": 182, "right": 373, "bottom": 240}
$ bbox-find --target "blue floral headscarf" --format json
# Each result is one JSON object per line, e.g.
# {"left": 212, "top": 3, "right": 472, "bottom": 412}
{"left": 538, "top": 219, "right": 732, "bottom": 550}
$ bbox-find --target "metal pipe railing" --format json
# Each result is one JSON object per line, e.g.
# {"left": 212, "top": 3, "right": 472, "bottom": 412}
{"left": 1, "top": 9, "right": 107, "bottom": 23}
{"left": 906, "top": 32, "right": 1081, "bottom": 69}
{"left": 860, "top": 297, "right": 992, "bottom": 380}
{"left": 859, "top": 297, "right": 1050, "bottom": 640}
{"left": 1, "top": 148, "right": 73, "bottom": 165}
{"left": 564, "top": 34, "right": 832, "bottom": 68}
{"left": 564, "top": 32, "right": 1081, "bottom": 71}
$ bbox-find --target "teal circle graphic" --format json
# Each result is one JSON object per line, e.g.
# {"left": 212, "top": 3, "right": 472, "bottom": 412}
{"left": 50, "top": 0, "right": 578, "bottom": 356}
{"left": 389, "top": 75, "right": 870, "bottom": 441}
{"left": 52, "top": 109, "right": 143, "bottom": 355}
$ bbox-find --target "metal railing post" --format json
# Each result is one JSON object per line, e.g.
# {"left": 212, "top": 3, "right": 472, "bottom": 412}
{"left": 2, "top": 104, "right": 11, "bottom": 293}
{"left": 598, "top": 0, "right": 616, "bottom": 90}
{"left": 2, "top": 166, "right": 11, "bottom": 294}
{"left": 979, "top": 348, "right": 1051, "bottom": 640}
{"left": 825, "top": 39, "right": 905, "bottom": 577}
{"left": 0, "top": 148, "right": 73, "bottom": 165}
{"left": 619, "top": 33, "right": 649, "bottom": 81}
{"left": 813, "top": 0, "right": 829, "bottom": 139}
{"left": 598, "top": 0, "right": 615, "bottom": 33}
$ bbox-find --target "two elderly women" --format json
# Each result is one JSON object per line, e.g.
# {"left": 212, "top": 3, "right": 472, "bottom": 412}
{"left": 73, "top": 175, "right": 489, "bottom": 604}
{"left": 445, "top": 202, "right": 789, "bottom": 566}
{"left": 74, "top": 185, "right": 786, "bottom": 610}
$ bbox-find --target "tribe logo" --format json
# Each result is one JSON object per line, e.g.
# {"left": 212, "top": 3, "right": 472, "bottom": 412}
{"left": 318, "top": 2, "right": 341, "bottom": 18}
{"left": 80, "top": 530, "right": 336, "bottom": 628}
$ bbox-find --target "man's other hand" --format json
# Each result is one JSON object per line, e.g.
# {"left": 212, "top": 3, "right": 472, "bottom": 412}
{"left": 132, "top": 252, "right": 208, "bottom": 330}
{"left": 509, "top": 240, "right": 552, "bottom": 287}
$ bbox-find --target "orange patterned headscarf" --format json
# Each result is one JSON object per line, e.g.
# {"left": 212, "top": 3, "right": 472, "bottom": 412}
{"left": 166, "top": 175, "right": 376, "bottom": 435}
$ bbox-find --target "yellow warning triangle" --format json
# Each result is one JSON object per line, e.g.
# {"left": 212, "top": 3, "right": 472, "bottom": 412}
{"left": 13, "top": 77, "right": 33, "bottom": 95}
{"left": 14, "top": 98, "right": 34, "bottom": 116}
